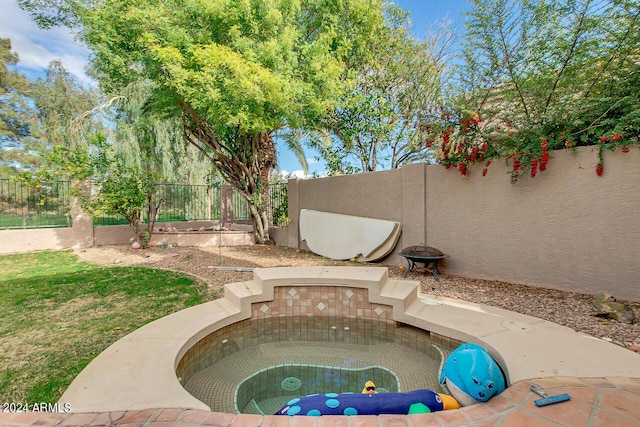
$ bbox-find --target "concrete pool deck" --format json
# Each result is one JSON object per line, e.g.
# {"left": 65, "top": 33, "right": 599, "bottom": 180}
{"left": 3, "top": 266, "right": 639, "bottom": 426}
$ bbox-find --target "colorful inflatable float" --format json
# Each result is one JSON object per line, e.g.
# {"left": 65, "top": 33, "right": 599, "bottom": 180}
{"left": 275, "top": 388, "right": 459, "bottom": 416}
{"left": 439, "top": 343, "right": 506, "bottom": 406}
{"left": 275, "top": 343, "right": 506, "bottom": 416}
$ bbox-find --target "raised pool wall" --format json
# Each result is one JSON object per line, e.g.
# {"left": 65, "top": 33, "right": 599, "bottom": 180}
{"left": 283, "top": 146, "right": 640, "bottom": 302}
{"left": 176, "top": 285, "right": 462, "bottom": 393}
{"left": 59, "top": 266, "right": 640, "bottom": 413}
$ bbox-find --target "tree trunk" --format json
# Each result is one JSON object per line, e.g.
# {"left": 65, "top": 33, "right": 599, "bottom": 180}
{"left": 180, "top": 102, "right": 276, "bottom": 244}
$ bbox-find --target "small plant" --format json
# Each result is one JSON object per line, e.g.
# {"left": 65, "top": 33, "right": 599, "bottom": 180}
{"left": 16, "top": 133, "right": 163, "bottom": 248}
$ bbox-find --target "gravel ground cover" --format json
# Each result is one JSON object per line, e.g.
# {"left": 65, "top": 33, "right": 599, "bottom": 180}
{"left": 75, "top": 244, "right": 640, "bottom": 353}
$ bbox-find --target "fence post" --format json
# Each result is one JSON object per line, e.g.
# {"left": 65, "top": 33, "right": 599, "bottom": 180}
{"left": 286, "top": 178, "right": 300, "bottom": 249}
{"left": 71, "top": 181, "right": 94, "bottom": 247}
{"left": 220, "top": 184, "right": 234, "bottom": 225}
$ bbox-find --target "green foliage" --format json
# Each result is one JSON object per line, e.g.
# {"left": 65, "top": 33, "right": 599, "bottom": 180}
{"left": 0, "top": 38, "right": 39, "bottom": 176}
{"left": 54, "top": 0, "right": 389, "bottom": 243}
{"left": 429, "top": 0, "right": 640, "bottom": 180}
{"left": 317, "top": 5, "right": 452, "bottom": 173}
{"left": 0, "top": 250, "right": 208, "bottom": 402}
{"left": 17, "top": 133, "right": 162, "bottom": 247}
{"left": 31, "top": 60, "right": 101, "bottom": 149}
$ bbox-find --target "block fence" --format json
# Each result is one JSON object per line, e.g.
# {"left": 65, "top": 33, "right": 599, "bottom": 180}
{"left": 282, "top": 146, "right": 640, "bottom": 302}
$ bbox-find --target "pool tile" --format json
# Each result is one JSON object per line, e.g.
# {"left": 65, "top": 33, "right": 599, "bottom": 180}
{"left": 472, "top": 416, "right": 503, "bottom": 427}
{"left": 525, "top": 399, "right": 593, "bottom": 426}
{"left": 151, "top": 409, "right": 183, "bottom": 422}
{"left": 498, "top": 410, "right": 558, "bottom": 427}
{"left": 89, "top": 413, "right": 114, "bottom": 426}
{"left": 555, "top": 376, "right": 589, "bottom": 387}
{"left": 583, "top": 377, "right": 616, "bottom": 388}
{"left": 229, "top": 414, "right": 262, "bottom": 427}
{"left": 59, "top": 413, "right": 97, "bottom": 426}
{"left": 32, "top": 413, "right": 67, "bottom": 425}
{"left": 561, "top": 386, "right": 598, "bottom": 405}
{"left": 479, "top": 394, "right": 516, "bottom": 414}
{"left": 378, "top": 414, "right": 412, "bottom": 426}
{"left": 597, "top": 389, "right": 640, "bottom": 420}
{"left": 406, "top": 413, "right": 443, "bottom": 426}
{"left": 119, "top": 409, "right": 156, "bottom": 424}
{"left": 459, "top": 402, "right": 496, "bottom": 420}
{"left": 290, "top": 416, "right": 320, "bottom": 427}
{"left": 319, "top": 415, "right": 349, "bottom": 427}
{"left": 433, "top": 408, "right": 471, "bottom": 425}
{"left": 261, "top": 416, "right": 292, "bottom": 427}
{"left": 108, "top": 411, "right": 126, "bottom": 423}
{"left": 3, "top": 412, "right": 44, "bottom": 424}
{"left": 591, "top": 408, "right": 640, "bottom": 427}
{"left": 202, "top": 412, "right": 236, "bottom": 426}
{"left": 606, "top": 377, "right": 640, "bottom": 389}
{"left": 532, "top": 377, "right": 564, "bottom": 389}
{"left": 501, "top": 381, "right": 533, "bottom": 404}
{"left": 349, "top": 415, "right": 379, "bottom": 427}
{"left": 178, "top": 410, "right": 210, "bottom": 424}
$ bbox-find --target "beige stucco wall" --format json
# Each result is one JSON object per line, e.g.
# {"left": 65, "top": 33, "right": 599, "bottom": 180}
{"left": 0, "top": 197, "right": 94, "bottom": 255}
{"left": 426, "top": 146, "right": 640, "bottom": 301}
{"left": 287, "top": 146, "right": 640, "bottom": 302}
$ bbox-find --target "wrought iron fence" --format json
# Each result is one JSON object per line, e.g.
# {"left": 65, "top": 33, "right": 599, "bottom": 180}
{"left": 0, "top": 179, "right": 288, "bottom": 229}
{"left": 94, "top": 183, "right": 223, "bottom": 226}
{"left": 0, "top": 179, "right": 73, "bottom": 229}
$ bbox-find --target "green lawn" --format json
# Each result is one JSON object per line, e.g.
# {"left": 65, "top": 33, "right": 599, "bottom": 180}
{"left": 0, "top": 214, "right": 71, "bottom": 229}
{"left": 0, "top": 250, "right": 212, "bottom": 403}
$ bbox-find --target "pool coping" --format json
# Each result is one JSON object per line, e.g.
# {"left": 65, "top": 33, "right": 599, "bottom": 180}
{"left": 59, "top": 266, "right": 640, "bottom": 413}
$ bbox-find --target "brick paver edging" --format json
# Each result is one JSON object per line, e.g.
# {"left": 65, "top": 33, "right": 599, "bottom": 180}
{"left": 2, "top": 378, "right": 640, "bottom": 427}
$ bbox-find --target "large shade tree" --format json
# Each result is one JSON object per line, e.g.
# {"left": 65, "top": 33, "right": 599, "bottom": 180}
{"left": 314, "top": 6, "right": 452, "bottom": 174}
{"left": 0, "top": 38, "right": 38, "bottom": 176}
{"left": 21, "top": 0, "right": 389, "bottom": 243}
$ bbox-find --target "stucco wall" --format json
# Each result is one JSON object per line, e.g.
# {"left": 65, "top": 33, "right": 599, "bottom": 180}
{"left": 287, "top": 146, "right": 640, "bottom": 302}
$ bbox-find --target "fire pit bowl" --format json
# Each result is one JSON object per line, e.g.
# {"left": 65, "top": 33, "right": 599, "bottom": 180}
{"left": 399, "top": 245, "right": 449, "bottom": 280}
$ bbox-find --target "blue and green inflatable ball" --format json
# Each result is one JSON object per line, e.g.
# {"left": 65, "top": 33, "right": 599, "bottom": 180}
{"left": 275, "top": 389, "right": 460, "bottom": 416}
{"left": 439, "top": 343, "right": 506, "bottom": 406}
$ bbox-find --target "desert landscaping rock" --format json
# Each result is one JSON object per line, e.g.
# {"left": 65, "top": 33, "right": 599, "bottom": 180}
{"left": 74, "top": 244, "right": 640, "bottom": 353}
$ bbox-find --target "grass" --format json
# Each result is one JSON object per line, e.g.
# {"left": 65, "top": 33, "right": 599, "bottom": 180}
{"left": 0, "top": 250, "right": 212, "bottom": 403}
{"left": 0, "top": 214, "right": 71, "bottom": 229}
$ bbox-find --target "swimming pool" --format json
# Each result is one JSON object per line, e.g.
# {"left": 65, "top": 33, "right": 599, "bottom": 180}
{"left": 177, "top": 285, "right": 463, "bottom": 413}
{"left": 235, "top": 364, "right": 398, "bottom": 414}
{"left": 59, "top": 266, "right": 640, "bottom": 417}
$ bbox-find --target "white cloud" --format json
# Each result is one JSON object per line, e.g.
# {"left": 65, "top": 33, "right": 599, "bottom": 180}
{"left": 306, "top": 157, "right": 320, "bottom": 165}
{"left": 0, "top": 1, "right": 93, "bottom": 85}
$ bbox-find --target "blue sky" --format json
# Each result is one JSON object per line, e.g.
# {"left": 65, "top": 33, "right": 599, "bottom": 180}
{"left": 0, "top": 0, "right": 472, "bottom": 177}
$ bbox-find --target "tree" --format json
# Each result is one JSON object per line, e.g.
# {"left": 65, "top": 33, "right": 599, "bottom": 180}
{"left": 428, "top": 0, "right": 640, "bottom": 180}
{"left": 31, "top": 60, "right": 101, "bottom": 149}
{"left": 315, "top": 6, "right": 452, "bottom": 174}
{"left": 19, "top": 133, "right": 162, "bottom": 248}
{"left": 111, "top": 81, "right": 217, "bottom": 186}
{"left": 21, "top": 0, "right": 390, "bottom": 243}
{"left": 0, "top": 38, "right": 38, "bottom": 177}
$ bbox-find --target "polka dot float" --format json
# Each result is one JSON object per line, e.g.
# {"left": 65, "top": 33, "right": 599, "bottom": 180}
{"left": 286, "top": 398, "right": 300, "bottom": 406}
{"left": 325, "top": 393, "right": 339, "bottom": 398}
{"left": 307, "top": 409, "right": 322, "bottom": 416}
{"left": 286, "top": 406, "right": 301, "bottom": 415}
{"left": 343, "top": 407, "right": 358, "bottom": 415}
{"left": 325, "top": 399, "right": 340, "bottom": 408}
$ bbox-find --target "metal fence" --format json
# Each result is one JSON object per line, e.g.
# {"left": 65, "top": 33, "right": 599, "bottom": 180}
{"left": 94, "top": 183, "right": 224, "bottom": 226}
{"left": 0, "top": 179, "right": 288, "bottom": 229}
{"left": 0, "top": 179, "right": 73, "bottom": 229}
